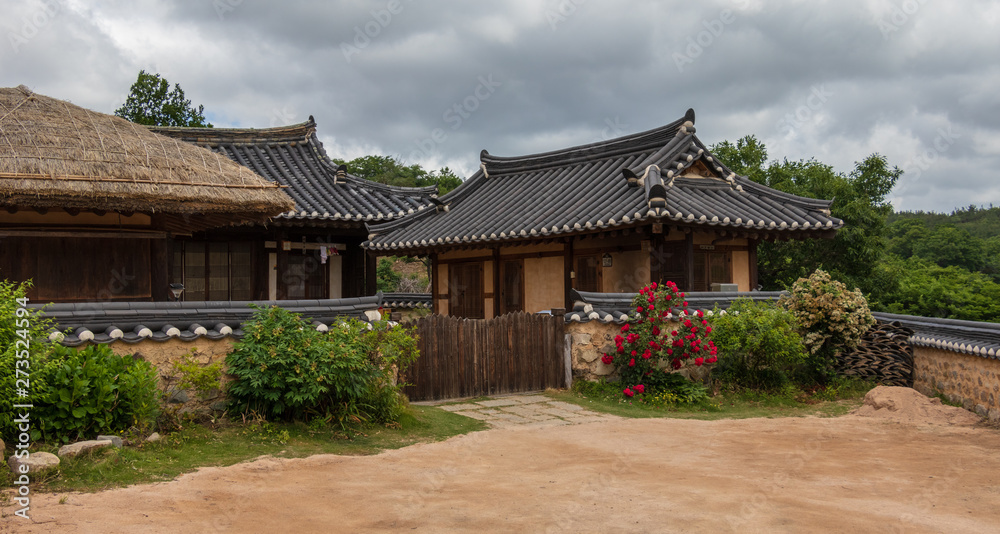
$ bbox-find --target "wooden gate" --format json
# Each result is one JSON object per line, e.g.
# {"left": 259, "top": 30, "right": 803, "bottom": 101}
{"left": 402, "top": 312, "right": 567, "bottom": 401}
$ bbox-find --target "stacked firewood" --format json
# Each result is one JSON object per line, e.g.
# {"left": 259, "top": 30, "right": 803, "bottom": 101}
{"left": 837, "top": 321, "right": 915, "bottom": 387}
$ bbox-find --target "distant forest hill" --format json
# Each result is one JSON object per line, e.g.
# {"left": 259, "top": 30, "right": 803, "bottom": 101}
{"left": 887, "top": 205, "right": 1000, "bottom": 281}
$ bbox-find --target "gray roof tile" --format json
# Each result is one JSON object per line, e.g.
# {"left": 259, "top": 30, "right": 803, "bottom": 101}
{"left": 365, "top": 109, "right": 843, "bottom": 252}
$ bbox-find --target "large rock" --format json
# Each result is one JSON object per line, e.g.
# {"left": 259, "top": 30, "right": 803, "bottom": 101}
{"left": 0, "top": 438, "right": 5, "bottom": 455}
{"left": 8, "top": 452, "right": 60, "bottom": 475}
{"left": 96, "top": 435, "right": 123, "bottom": 448}
{"left": 58, "top": 440, "right": 114, "bottom": 459}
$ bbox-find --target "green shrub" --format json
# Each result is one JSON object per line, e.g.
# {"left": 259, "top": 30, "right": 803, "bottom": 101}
{"left": 0, "top": 279, "right": 55, "bottom": 443}
{"left": 711, "top": 299, "right": 808, "bottom": 390}
{"left": 779, "top": 269, "right": 875, "bottom": 383}
{"left": 33, "top": 344, "right": 159, "bottom": 443}
{"left": 225, "top": 305, "right": 419, "bottom": 426}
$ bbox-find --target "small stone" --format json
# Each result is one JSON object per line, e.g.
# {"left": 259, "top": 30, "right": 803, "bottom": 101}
{"left": 169, "top": 390, "right": 190, "bottom": 404}
{"left": 580, "top": 349, "right": 600, "bottom": 363}
{"left": 58, "top": 440, "right": 113, "bottom": 459}
{"left": 572, "top": 333, "right": 591, "bottom": 345}
{"left": 975, "top": 404, "right": 989, "bottom": 417}
{"left": 96, "top": 435, "right": 123, "bottom": 448}
{"left": 210, "top": 401, "right": 228, "bottom": 412}
{"left": 0, "top": 438, "right": 5, "bottom": 455}
{"left": 145, "top": 432, "right": 162, "bottom": 443}
{"left": 594, "top": 362, "right": 614, "bottom": 376}
{"left": 9, "top": 452, "right": 60, "bottom": 475}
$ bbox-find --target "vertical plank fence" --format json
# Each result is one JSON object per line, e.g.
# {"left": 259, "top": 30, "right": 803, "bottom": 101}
{"left": 402, "top": 311, "right": 567, "bottom": 401}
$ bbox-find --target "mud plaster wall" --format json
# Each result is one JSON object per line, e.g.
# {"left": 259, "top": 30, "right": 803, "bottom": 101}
{"left": 913, "top": 347, "right": 1000, "bottom": 422}
{"left": 99, "top": 338, "right": 235, "bottom": 411}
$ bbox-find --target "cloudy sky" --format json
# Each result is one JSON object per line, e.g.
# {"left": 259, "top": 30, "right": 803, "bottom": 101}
{"left": 3, "top": 0, "right": 998, "bottom": 212}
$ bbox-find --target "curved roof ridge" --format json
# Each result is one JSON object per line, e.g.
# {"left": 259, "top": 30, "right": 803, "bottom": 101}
{"left": 151, "top": 117, "right": 316, "bottom": 144}
{"left": 480, "top": 112, "right": 690, "bottom": 175}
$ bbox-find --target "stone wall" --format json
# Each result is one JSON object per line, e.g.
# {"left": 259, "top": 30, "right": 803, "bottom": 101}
{"left": 913, "top": 346, "right": 1000, "bottom": 422}
{"left": 567, "top": 321, "right": 619, "bottom": 381}
{"left": 101, "top": 338, "right": 235, "bottom": 413}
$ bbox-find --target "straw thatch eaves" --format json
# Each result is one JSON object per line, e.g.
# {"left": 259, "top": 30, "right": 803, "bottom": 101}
{"left": 0, "top": 85, "right": 294, "bottom": 231}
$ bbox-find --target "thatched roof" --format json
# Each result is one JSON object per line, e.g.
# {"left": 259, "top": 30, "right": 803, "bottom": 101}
{"left": 0, "top": 85, "right": 294, "bottom": 229}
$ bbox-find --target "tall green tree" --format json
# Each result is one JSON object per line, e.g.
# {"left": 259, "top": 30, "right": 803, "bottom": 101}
{"left": 115, "top": 70, "right": 212, "bottom": 127}
{"left": 712, "top": 136, "right": 902, "bottom": 305}
{"left": 333, "top": 155, "right": 463, "bottom": 195}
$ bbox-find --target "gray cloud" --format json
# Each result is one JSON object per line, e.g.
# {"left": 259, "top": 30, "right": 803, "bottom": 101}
{"left": 1, "top": 0, "right": 997, "bottom": 212}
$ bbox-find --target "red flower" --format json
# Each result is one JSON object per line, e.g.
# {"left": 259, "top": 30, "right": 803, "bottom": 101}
{"left": 628, "top": 358, "right": 636, "bottom": 367}
{"left": 671, "top": 330, "right": 679, "bottom": 336}
{"left": 696, "top": 309, "right": 704, "bottom": 318}
{"left": 637, "top": 306, "right": 644, "bottom": 314}
{"left": 707, "top": 356, "right": 718, "bottom": 364}
{"left": 706, "top": 326, "right": 712, "bottom": 334}
{"left": 702, "top": 320, "right": 708, "bottom": 326}
{"left": 642, "top": 349, "right": 652, "bottom": 359}
{"left": 666, "top": 349, "right": 673, "bottom": 355}
{"left": 651, "top": 282, "right": 658, "bottom": 290}
{"left": 671, "top": 358, "right": 682, "bottom": 370}
{"left": 665, "top": 295, "right": 672, "bottom": 301}
{"left": 601, "top": 353, "right": 614, "bottom": 365}
{"left": 684, "top": 319, "right": 693, "bottom": 327}
{"left": 647, "top": 296, "right": 654, "bottom": 303}
{"left": 631, "top": 350, "right": 637, "bottom": 357}
{"left": 623, "top": 388, "right": 635, "bottom": 397}
{"left": 647, "top": 304, "right": 654, "bottom": 311}
{"left": 652, "top": 326, "right": 660, "bottom": 336}
{"left": 695, "top": 357, "right": 704, "bottom": 366}
{"left": 621, "top": 324, "right": 630, "bottom": 333}
{"left": 634, "top": 384, "right": 645, "bottom": 393}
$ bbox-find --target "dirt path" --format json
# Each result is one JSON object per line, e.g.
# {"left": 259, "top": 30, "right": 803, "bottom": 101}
{"left": 3, "top": 412, "right": 998, "bottom": 533}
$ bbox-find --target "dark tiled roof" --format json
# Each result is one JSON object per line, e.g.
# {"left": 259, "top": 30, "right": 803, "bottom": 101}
{"left": 151, "top": 119, "right": 438, "bottom": 225}
{"left": 34, "top": 297, "right": 383, "bottom": 346}
{"left": 568, "top": 289, "right": 785, "bottom": 323}
{"left": 380, "top": 292, "right": 432, "bottom": 309}
{"left": 365, "top": 109, "right": 843, "bottom": 252}
{"left": 873, "top": 312, "right": 1000, "bottom": 359}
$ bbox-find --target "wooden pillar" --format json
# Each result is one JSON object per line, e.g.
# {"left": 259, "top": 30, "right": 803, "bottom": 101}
{"left": 365, "top": 250, "right": 378, "bottom": 296}
{"left": 492, "top": 247, "right": 501, "bottom": 318}
{"left": 685, "top": 231, "right": 695, "bottom": 293}
{"left": 749, "top": 238, "right": 759, "bottom": 291}
{"left": 430, "top": 253, "right": 440, "bottom": 315}
{"left": 150, "top": 238, "right": 169, "bottom": 301}
{"left": 565, "top": 239, "right": 574, "bottom": 309}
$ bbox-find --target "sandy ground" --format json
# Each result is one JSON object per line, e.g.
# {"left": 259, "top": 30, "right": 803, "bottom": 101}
{"left": 3, "top": 388, "right": 1000, "bottom": 533}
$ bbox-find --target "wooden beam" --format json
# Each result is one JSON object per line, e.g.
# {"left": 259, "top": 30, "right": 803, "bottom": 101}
{"left": 749, "top": 238, "right": 759, "bottom": 290}
{"left": 492, "top": 247, "right": 500, "bottom": 319}
{"left": 685, "top": 232, "right": 695, "bottom": 292}
{"left": 430, "top": 253, "right": 440, "bottom": 315}
{"left": 0, "top": 229, "right": 168, "bottom": 239}
{"left": 563, "top": 238, "right": 573, "bottom": 311}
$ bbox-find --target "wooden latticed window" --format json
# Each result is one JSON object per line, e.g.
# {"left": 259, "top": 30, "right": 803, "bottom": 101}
{"left": 449, "top": 261, "right": 484, "bottom": 318}
{"left": 171, "top": 241, "right": 254, "bottom": 301}
{"left": 500, "top": 259, "right": 524, "bottom": 315}
{"left": 574, "top": 255, "right": 602, "bottom": 293}
{"left": 692, "top": 251, "right": 731, "bottom": 292}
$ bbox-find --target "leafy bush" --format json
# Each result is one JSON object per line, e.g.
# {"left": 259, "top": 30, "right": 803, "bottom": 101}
{"left": 226, "top": 305, "right": 419, "bottom": 426}
{"left": 33, "top": 344, "right": 159, "bottom": 443}
{"left": 779, "top": 269, "right": 875, "bottom": 382}
{"left": 600, "top": 281, "right": 717, "bottom": 400}
{"left": 0, "top": 280, "right": 54, "bottom": 443}
{"left": 711, "top": 299, "right": 808, "bottom": 390}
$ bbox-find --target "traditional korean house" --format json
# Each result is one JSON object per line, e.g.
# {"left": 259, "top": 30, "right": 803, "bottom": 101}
{"left": 0, "top": 85, "right": 294, "bottom": 302}
{"left": 364, "top": 109, "right": 844, "bottom": 318}
{"left": 150, "top": 119, "right": 438, "bottom": 301}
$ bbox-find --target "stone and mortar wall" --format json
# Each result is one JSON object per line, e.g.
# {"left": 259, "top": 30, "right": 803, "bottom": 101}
{"left": 913, "top": 346, "right": 1000, "bottom": 422}
{"left": 567, "top": 321, "right": 619, "bottom": 381}
{"left": 100, "top": 338, "right": 235, "bottom": 413}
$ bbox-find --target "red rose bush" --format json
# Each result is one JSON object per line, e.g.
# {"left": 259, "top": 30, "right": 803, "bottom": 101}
{"left": 600, "top": 281, "right": 717, "bottom": 400}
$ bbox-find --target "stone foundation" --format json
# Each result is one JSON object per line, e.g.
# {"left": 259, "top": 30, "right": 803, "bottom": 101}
{"left": 567, "top": 321, "right": 620, "bottom": 382}
{"left": 913, "top": 346, "right": 1000, "bottom": 422}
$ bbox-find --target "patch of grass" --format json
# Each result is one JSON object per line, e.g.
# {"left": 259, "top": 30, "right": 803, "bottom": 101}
{"left": 551, "top": 376, "right": 876, "bottom": 421}
{"left": 27, "top": 405, "right": 486, "bottom": 493}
